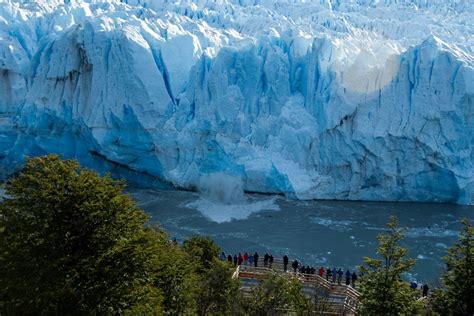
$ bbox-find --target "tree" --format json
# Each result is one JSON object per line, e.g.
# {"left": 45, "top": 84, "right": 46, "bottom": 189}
{"left": 0, "top": 155, "right": 166, "bottom": 314}
{"left": 183, "top": 236, "right": 220, "bottom": 272}
{"left": 196, "top": 260, "right": 239, "bottom": 316}
{"left": 242, "top": 272, "right": 313, "bottom": 315}
{"left": 183, "top": 236, "right": 239, "bottom": 316}
{"left": 358, "top": 216, "right": 422, "bottom": 316}
{"left": 433, "top": 218, "right": 474, "bottom": 316}
{"left": 147, "top": 228, "right": 197, "bottom": 315}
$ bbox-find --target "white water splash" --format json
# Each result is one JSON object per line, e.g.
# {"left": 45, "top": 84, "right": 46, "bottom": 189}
{"left": 186, "top": 173, "right": 279, "bottom": 223}
{"left": 196, "top": 173, "right": 245, "bottom": 204}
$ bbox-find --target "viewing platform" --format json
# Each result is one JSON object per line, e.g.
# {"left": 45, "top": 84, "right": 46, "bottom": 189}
{"left": 232, "top": 258, "right": 360, "bottom": 315}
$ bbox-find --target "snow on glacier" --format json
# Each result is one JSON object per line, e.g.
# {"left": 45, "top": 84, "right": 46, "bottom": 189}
{"left": 0, "top": 0, "right": 473, "bottom": 204}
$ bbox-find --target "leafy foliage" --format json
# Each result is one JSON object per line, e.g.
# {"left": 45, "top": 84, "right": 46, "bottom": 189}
{"left": 432, "top": 218, "right": 474, "bottom": 316}
{"left": 148, "top": 230, "right": 197, "bottom": 315}
{"left": 196, "top": 259, "right": 239, "bottom": 315}
{"left": 358, "top": 216, "right": 422, "bottom": 316}
{"left": 241, "top": 272, "right": 313, "bottom": 315}
{"left": 0, "top": 156, "right": 177, "bottom": 314}
{"left": 183, "top": 236, "right": 220, "bottom": 272}
{"left": 184, "top": 236, "right": 239, "bottom": 316}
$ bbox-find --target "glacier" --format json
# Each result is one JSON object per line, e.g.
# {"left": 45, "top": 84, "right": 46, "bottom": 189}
{"left": 0, "top": 0, "right": 473, "bottom": 204}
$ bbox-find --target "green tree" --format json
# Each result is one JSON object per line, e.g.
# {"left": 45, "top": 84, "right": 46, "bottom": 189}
{"left": 358, "top": 216, "right": 422, "bottom": 316}
{"left": 183, "top": 236, "right": 220, "bottom": 272}
{"left": 184, "top": 236, "right": 239, "bottom": 316}
{"left": 196, "top": 260, "right": 239, "bottom": 316}
{"left": 147, "top": 228, "right": 197, "bottom": 315}
{"left": 242, "top": 272, "right": 313, "bottom": 315}
{"left": 433, "top": 218, "right": 474, "bottom": 316}
{"left": 0, "top": 155, "right": 166, "bottom": 315}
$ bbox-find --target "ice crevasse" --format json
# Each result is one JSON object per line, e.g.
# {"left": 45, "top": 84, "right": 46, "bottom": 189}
{"left": 0, "top": 0, "right": 473, "bottom": 204}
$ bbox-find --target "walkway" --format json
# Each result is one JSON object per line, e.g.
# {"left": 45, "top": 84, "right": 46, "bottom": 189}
{"left": 233, "top": 258, "right": 360, "bottom": 315}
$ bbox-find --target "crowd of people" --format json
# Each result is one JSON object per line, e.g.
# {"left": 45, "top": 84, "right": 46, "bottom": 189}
{"left": 219, "top": 251, "right": 360, "bottom": 288}
{"left": 219, "top": 251, "right": 431, "bottom": 296}
{"left": 294, "top": 262, "right": 359, "bottom": 288}
{"left": 221, "top": 251, "right": 276, "bottom": 268}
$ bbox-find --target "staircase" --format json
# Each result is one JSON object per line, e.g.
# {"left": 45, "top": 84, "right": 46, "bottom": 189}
{"left": 234, "top": 258, "right": 360, "bottom": 315}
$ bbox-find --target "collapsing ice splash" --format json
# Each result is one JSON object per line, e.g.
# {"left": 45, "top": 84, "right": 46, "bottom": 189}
{"left": 186, "top": 173, "right": 280, "bottom": 223}
{"left": 197, "top": 173, "right": 245, "bottom": 204}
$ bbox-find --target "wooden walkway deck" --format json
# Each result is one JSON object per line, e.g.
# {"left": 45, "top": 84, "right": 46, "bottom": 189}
{"left": 233, "top": 258, "right": 360, "bottom": 315}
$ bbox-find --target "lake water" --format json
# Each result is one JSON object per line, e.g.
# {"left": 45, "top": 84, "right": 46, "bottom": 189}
{"left": 131, "top": 189, "right": 474, "bottom": 284}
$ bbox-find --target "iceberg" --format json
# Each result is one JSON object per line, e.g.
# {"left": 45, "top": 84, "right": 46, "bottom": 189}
{"left": 0, "top": 0, "right": 473, "bottom": 204}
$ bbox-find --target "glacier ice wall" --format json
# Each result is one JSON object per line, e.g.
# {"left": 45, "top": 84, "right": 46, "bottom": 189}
{"left": 0, "top": 0, "right": 473, "bottom": 204}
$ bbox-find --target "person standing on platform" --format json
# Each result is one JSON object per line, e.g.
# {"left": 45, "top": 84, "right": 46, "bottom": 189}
{"left": 319, "top": 266, "right": 325, "bottom": 277}
{"left": 337, "top": 268, "right": 343, "bottom": 285}
{"left": 243, "top": 252, "right": 249, "bottom": 265}
{"left": 269, "top": 254, "right": 274, "bottom": 268}
{"left": 332, "top": 267, "right": 337, "bottom": 283}
{"left": 422, "top": 284, "right": 429, "bottom": 297}
{"left": 233, "top": 254, "right": 238, "bottom": 266}
{"left": 326, "top": 267, "right": 332, "bottom": 281}
{"left": 237, "top": 253, "right": 243, "bottom": 266}
{"left": 283, "top": 255, "right": 289, "bottom": 271}
{"left": 345, "top": 270, "right": 351, "bottom": 285}
{"left": 351, "top": 271, "right": 358, "bottom": 288}
{"left": 253, "top": 252, "right": 259, "bottom": 267}
{"left": 249, "top": 254, "right": 254, "bottom": 266}
{"left": 263, "top": 253, "right": 269, "bottom": 267}
{"left": 227, "top": 255, "right": 233, "bottom": 264}
{"left": 292, "top": 260, "right": 298, "bottom": 272}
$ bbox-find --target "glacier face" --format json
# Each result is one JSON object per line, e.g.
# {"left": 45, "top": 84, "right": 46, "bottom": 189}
{"left": 0, "top": 0, "right": 473, "bottom": 204}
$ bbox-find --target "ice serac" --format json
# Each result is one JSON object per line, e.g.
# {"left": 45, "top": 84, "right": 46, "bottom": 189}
{"left": 0, "top": 0, "right": 473, "bottom": 204}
